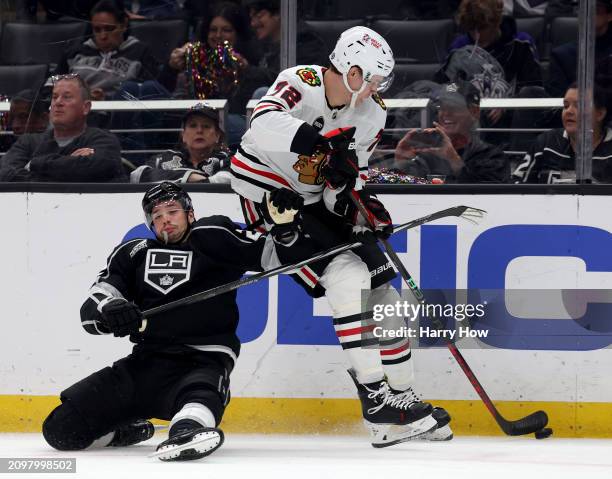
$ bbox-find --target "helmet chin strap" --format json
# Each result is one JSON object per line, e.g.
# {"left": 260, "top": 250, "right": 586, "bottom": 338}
{"left": 342, "top": 72, "right": 368, "bottom": 109}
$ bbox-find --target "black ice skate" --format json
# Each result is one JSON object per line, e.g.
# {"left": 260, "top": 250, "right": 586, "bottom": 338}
{"left": 108, "top": 420, "right": 155, "bottom": 447}
{"left": 348, "top": 370, "right": 437, "bottom": 447}
{"left": 151, "top": 419, "right": 224, "bottom": 461}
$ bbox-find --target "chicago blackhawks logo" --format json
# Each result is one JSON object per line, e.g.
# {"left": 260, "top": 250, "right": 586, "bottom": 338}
{"left": 372, "top": 93, "right": 387, "bottom": 110}
{"left": 296, "top": 67, "right": 321, "bottom": 87}
{"left": 293, "top": 151, "right": 326, "bottom": 185}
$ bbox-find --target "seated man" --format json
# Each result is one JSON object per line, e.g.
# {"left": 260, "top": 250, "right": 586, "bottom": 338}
{"left": 513, "top": 83, "right": 612, "bottom": 183}
{"left": 42, "top": 182, "right": 308, "bottom": 461}
{"left": 0, "top": 74, "right": 123, "bottom": 182}
{"left": 394, "top": 81, "right": 509, "bottom": 183}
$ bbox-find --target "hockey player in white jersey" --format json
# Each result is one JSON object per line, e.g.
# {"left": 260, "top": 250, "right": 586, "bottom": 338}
{"left": 231, "top": 26, "right": 452, "bottom": 446}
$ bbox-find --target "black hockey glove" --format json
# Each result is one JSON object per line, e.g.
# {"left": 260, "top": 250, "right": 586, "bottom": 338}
{"left": 317, "top": 127, "right": 359, "bottom": 189}
{"left": 260, "top": 188, "right": 304, "bottom": 244}
{"left": 346, "top": 193, "right": 393, "bottom": 244}
{"left": 99, "top": 298, "right": 144, "bottom": 337}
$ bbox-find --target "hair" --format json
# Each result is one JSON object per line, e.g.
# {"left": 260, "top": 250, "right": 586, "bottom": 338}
{"left": 56, "top": 76, "right": 92, "bottom": 101}
{"left": 201, "top": 2, "right": 252, "bottom": 48}
{"left": 245, "top": 0, "right": 280, "bottom": 15}
{"left": 567, "top": 82, "right": 611, "bottom": 127}
{"left": 90, "top": 0, "right": 128, "bottom": 24}
{"left": 456, "top": 0, "right": 503, "bottom": 33}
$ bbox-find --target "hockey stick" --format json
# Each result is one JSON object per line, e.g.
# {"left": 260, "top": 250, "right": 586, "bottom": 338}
{"left": 348, "top": 193, "right": 548, "bottom": 436}
{"left": 141, "top": 205, "right": 484, "bottom": 320}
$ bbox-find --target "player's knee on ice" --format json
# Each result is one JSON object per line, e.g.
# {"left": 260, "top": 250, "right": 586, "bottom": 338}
{"left": 43, "top": 402, "right": 95, "bottom": 451}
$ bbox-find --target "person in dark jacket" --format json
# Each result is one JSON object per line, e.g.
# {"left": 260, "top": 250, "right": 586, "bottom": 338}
{"left": 513, "top": 83, "right": 612, "bottom": 183}
{"left": 54, "top": 0, "right": 175, "bottom": 102}
{"left": 445, "top": 0, "right": 543, "bottom": 96}
{"left": 394, "top": 81, "right": 509, "bottom": 183}
{"left": 548, "top": 0, "right": 612, "bottom": 97}
{"left": 130, "top": 104, "right": 232, "bottom": 183}
{"left": 0, "top": 75, "right": 123, "bottom": 182}
{"left": 245, "top": 0, "right": 325, "bottom": 83}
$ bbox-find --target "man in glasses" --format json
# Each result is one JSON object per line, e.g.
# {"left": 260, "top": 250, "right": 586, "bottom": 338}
{"left": 0, "top": 74, "right": 123, "bottom": 182}
{"left": 230, "top": 26, "right": 453, "bottom": 446}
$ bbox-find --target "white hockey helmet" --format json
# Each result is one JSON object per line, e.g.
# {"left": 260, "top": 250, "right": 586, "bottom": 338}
{"left": 329, "top": 26, "right": 395, "bottom": 106}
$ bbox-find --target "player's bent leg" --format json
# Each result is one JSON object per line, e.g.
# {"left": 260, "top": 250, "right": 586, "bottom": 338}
{"left": 43, "top": 401, "right": 95, "bottom": 451}
{"left": 44, "top": 362, "right": 152, "bottom": 451}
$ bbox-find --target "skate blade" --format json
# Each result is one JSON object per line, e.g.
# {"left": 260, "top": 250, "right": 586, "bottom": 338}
{"left": 367, "top": 415, "right": 438, "bottom": 448}
{"left": 420, "top": 424, "right": 454, "bottom": 441}
{"left": 149, "top": 430, "right": 223, "bottom": 461}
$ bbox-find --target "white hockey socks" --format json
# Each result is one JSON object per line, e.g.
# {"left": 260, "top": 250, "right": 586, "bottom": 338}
{"left": 321, "top": 252, "right": 384, "bottom": 384}
{"left": 370, "top": 283, "right": 415, "bottom": 391}
{"left": 170, "top": 403, "right": 216, "bottom": 430}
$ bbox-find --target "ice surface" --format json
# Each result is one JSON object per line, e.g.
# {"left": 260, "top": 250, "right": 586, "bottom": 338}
{"left": 0, "top": 433, "right": 611, "bottom": 479}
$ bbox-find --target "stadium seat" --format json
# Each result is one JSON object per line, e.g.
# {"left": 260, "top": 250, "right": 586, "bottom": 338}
{"left": 550, "top": 16, "right": 578, "bottom": 49}
{"left": 516, "top": 16, "right": 547, "bottom": 59}
{"left": 303, "top": 19, "right": 364, "bottom": 54}
{"left": 0, "top": 22, "right": 87, "bottom": 67}
{"left": 371, "top": 19, "right": 455, "bottom": 63}
{"left": 0, "top": 64, "right": 48, "bottom": 97}
{"left": 129, "top": 19, "right": 189, "bottom": 64}
{"left": 386, "top": 63, "right": 440, "bottom": 97}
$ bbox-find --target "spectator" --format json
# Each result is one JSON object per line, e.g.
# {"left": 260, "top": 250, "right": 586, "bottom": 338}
{"left": 54, "top": 0, "right": 174, "bottom": 102}
{"left": 513, "top": 83, "right": 612, "bottom": 183}
{"left": 0, "top": 90, "right": 49, "bottom": 153}
{"left": 245, "top": 0, "right": 325, "bottom": 83}
{"left": 167, "top": 2, "right": 267, "bottom": 146}
{"left": 8, "top": 90, "right": 49, "bottom": 137}
{"left": 0, "top": 74, "right": 123, "bottom": 182}
{"left": 440, "top": 0, "right": 543, "bottom": 100}
{"left": 130, "top": 104, "right": 232, "bottom": 183}
{"left": 394, "top": 81, "right": 509, "bottom": 183}
{"left": 548, "top": 0, "right": 612, "bottom": 97}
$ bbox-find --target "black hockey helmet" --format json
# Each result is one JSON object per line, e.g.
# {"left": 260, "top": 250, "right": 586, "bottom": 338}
{"left": 142, "top": 181, "right": 193, "bottom": 226}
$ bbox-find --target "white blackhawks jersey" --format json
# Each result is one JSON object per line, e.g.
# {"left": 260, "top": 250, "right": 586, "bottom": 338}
{"left": 231, "top": 65, "right": 387, "bottom": 204}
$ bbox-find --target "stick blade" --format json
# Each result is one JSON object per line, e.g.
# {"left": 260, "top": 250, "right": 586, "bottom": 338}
{"left": 502, "top": 410, "right": 549, "bottom": 436}
{"left": 456, "top": 206, "right": 487, "bottom": 225}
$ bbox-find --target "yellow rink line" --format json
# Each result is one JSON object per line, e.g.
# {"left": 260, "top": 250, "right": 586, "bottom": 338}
{"left": 2, "top": 395, "right": 611, "bottom": 437}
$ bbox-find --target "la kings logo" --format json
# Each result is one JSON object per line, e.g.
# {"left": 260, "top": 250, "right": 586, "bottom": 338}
{"left": 145, "top": 249, "right": 193, "bottom": 294}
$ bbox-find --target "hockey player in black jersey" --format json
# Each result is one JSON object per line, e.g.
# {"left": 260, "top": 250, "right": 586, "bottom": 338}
{"left": 42, "top": 181, "right": 307, "bottom": 461}
{"left": 230, "top": 26, "right": 452, "bottom": 446}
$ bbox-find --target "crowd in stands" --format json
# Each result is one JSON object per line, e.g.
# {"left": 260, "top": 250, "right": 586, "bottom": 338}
{"left": 0, "top": 0, "right": 610, "bottom": 184}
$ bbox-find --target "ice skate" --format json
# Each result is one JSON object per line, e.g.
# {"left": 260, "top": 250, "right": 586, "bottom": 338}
{"left": 420, "top": 407, "right": 454, "bottom": 441}
{"left": 108, "top": 420, "right": 155, "bottom": 447}
{"left": 150, "top": 419, "right": 224, "bottom": 461}
{"left": 386, "top": 383, "right": 454, "bottom": 442}
{"left": 348, "top": 370, "right": 437, "bottom": 447}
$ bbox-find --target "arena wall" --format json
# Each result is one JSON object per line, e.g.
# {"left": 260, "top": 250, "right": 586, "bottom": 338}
{"left": 2, "top": 191, "right": 611, "bottom": 437}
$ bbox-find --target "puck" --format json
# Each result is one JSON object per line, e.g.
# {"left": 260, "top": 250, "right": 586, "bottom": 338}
{"left": 534, "top": 427, "right": 553, "bottom": 439}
